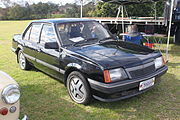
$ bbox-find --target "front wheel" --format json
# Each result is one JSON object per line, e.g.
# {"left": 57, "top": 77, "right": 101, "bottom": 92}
{"left": 67, "top": 71, "right": 92, "bottom": 105}
{"left": 18, "top": 50, "right": 31, "bottom": 70}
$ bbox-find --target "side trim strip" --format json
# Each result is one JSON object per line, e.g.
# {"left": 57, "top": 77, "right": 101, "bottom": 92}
{"left": 36, "top": 59, "right": 59, "bottom": 71}
{"left": 24, "top": 53, "right": 65, "bottom": 74}
{"left": 24, "top": 53, "right": 35, "bottom": 61}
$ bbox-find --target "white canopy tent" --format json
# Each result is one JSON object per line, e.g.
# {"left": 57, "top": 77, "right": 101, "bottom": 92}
{"left": 102, "top": 0, "right": 174, "bottom": 62}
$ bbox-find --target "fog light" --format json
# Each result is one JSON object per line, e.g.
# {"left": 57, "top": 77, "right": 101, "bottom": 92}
{"left": 10, "top": 106, "right": 16, "bottom": 113}
{"left": 0, "top": 108, "right": 8, "bottom": 115}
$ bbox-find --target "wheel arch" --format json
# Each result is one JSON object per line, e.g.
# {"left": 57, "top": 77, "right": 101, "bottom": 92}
{"left": 64, "top": 63, "right": 88, "bottom": 87}
{"left": 16, "top": 45, "right": 23, "bottom": 63}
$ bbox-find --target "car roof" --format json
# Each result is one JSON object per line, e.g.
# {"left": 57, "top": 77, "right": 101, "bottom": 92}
{"left": 32, "top": 18, "right": 95, "bottom": 24}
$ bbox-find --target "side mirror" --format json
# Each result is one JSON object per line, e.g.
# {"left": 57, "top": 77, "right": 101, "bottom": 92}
{"left": 44, "top": 42, "right": 59, "bottom": 49}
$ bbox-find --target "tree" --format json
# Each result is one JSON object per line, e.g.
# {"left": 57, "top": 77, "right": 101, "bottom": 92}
{"left": 126, "top": 3, "right": 153, "bottom": 17}
{"left": 0, "top": 8, "right": 8, "bottom": 20}
{"left": 30, "top": 2, "right": 59, "bottom": 19}
{"left": 24, "top": 2, "right": 31, "bottom": 19}
{"left": 30, "top": 2, "right": 49, "bottom": 19}
{"left": 90, "top": 0, "right": 165, "bottom": 17}
{"left": 66, "top": 3, "right": 80, "bottom": 18}
{"left": 83, "top": 2, "right": 96, "bottom": 17}
{"left": 89, "top": 1, "right": 118, "bottom": 17}
{"left": 156, "top": 0, "right": 166, "bottom": 17}
{"left": 126, "top": 0, "right": 165, "bottom": 17}
{"left": 8, "top": 4, "right": 29, "bottom": 20}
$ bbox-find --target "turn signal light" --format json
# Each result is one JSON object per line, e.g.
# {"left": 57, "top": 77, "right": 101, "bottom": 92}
{"left": 0, "top": 107, "right": 8, "bottom": 115}
{"left": 104, "top": 70, "right": 112, "bottom": 83}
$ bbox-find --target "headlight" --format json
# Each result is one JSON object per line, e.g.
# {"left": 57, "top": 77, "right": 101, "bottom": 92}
{"left": 104, "top": 68, "right": 128, "bottom": 83}
{"left": 2, "top": 84, "right": 20, "bottom": 104}
{"left": 154, "top": 56, "right": 165, "bottom": 70}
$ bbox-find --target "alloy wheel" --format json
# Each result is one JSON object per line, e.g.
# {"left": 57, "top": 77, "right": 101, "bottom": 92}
{"left": 69, "top": 76, "right": 86, "bottom": 102}
{"left": 19, "top": 52, "right": 26, "bottom": 69}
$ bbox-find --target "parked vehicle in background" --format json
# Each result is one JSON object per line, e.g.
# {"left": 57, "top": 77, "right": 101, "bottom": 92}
{"left": 12, "top": 18, "right": 168, "bottom": 104}
{"left": 0, "top": 71, "right": 27, "bottom": 120}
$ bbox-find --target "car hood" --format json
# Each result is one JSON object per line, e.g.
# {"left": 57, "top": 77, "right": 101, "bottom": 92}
{"left": 71, "top": 41, "right": 160, "bottom": 69}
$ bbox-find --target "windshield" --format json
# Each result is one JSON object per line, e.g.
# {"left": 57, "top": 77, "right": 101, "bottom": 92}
{"left": 56, "top": 21, "right": 111, "bottom": 46}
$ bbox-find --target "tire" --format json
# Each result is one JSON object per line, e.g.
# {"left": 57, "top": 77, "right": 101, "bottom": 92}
{"left": 67, "top": 71, "right": 92, "bottom": 105}
{"left": 175, "top": 28, "right": 180, "bottom": 44}
{"left": 18, "top": 50, "right": 31, "bottom": 70}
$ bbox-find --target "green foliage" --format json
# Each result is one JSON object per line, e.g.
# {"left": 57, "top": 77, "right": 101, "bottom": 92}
{"left": 66, "top": 4, "right": 80, "bottom": 18}
{"left": 8, "top": 4, "right": 30, "bottom": 20}
{"left": 30, "top": 2, "right": 59, "bottom": 19}
{"left": 0, "top": 8, "right": 9, "bottom": 20}
{"left": 90, "top": 0, "right": 165, "bottom": 17}
{"left": 83, "top": 2, "right": 96, "bottom": 17}
{"left": 0, "top": 2, "right": 59, "bottom": 20}
{"left": 50, "top": 14, "right": 66, "bottom": 18}
{"left": 126, "top": 3, "right": 153, "bottom": 17}
{"left": 89, "top": 2, "right": 118, "bottom": 17}
{"left": 0, "top": 0, "right": 166, "bottom": 20}
{"left": 30, "top": 3, "right": 48, "bottom": 19}
{"left": 145, "top": 36, "right": 174, "bottom": 44}
{"left": 156, "top": 0, "right": 166, "bottom": 17}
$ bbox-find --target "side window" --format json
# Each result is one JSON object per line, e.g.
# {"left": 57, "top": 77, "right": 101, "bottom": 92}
{"left": 23, "top": 26, "right": 32, "bottom": 41}
{"left": 29, "top": 23, "right": 42, "bottom": 43}
{"left": 40, "top": 24, "right": 57, "bottom": 44}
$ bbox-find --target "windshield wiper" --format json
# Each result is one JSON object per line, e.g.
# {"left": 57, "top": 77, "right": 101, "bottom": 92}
{"left": 98, "top": 37, "right": 114, "bottom": 43}
{"left": 86, "top": 37, "right": 98, "bottom": 41}
{"left": 72, "top": 40, "right": 86, "bottom": 47}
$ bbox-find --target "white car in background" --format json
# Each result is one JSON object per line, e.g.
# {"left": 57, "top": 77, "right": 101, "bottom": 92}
{"left": 0, "top": 71, "right": 27, "bottom": 120}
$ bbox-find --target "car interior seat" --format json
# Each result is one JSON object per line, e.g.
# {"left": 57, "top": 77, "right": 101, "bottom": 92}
{"left": 70, "top": 26, "right": 82, "bottom": 38}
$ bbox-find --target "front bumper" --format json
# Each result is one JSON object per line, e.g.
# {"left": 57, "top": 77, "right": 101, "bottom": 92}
{"left": 88, "top": 66, "right": 168, "bottom": 102}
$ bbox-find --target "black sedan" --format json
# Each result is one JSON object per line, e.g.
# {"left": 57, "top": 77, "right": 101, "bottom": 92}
{"left": 12, "top": 18, "right": 168, "bottom": 104}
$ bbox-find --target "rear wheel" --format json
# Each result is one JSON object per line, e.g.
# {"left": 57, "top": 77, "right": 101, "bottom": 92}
{"left": 18, "top": 50, "right": 31, "bottom": 70}
{"left": 67, "top": 71, "right": 92, "bottom": 105}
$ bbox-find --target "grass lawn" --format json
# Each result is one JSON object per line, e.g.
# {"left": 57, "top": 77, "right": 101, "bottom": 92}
{"left": 0, "top": 21, "right": 179, "bottom": 120}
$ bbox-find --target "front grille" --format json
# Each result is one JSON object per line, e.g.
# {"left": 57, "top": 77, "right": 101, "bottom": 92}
{"left": 129, "top": 69, "right": 143, "bottom": 78}
{"left": 127, "top": 62, "right": 155, "bottom": 79}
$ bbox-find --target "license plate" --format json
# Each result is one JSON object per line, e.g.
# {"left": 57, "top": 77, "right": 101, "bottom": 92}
{"left": 139, "top": 78, "right": 155, "bottom": 91}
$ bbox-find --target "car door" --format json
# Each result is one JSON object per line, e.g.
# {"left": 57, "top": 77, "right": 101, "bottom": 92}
{"left": 35, "top": 23, "right": 63, "bottom": 79}
{"left": 22, "top": 23, "right": 42, "bottom": 65}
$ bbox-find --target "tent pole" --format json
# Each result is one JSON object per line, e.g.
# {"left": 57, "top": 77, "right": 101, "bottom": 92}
{"left": 121, "top": 5, "right": 125, "bottom": 35}
{"left": 166, "top": 0, "right": 175, "bottom": 62}
{"left": 80, "top": 0, "right": 83, "bottom": 18}
{"left": 116, "top": 5, "right": 121, "bottom": 22}
{"left": 116, "top": 5, "right": 125, "bottom": 40}
{"left": 154, "top": 2, "right": 157, "bottom": 20}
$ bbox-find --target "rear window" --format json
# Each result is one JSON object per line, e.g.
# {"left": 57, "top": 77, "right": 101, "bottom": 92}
{"left": 29, "top": 23, "right": 42, "bottom": 43}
